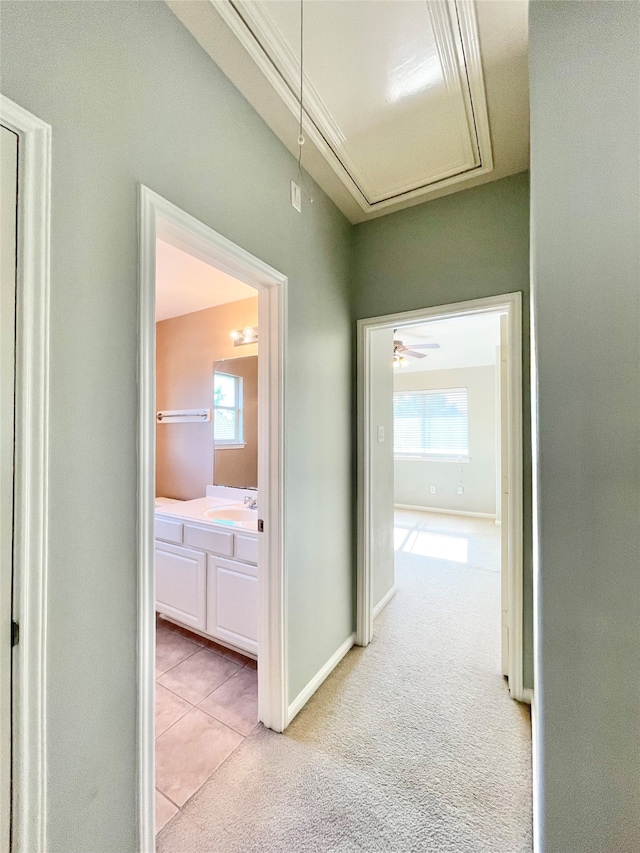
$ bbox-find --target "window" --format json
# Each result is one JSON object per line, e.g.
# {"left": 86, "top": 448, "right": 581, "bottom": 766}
{"left": 393, "top": 387, "right": 469, "bottom": 461}
{"left": 213, "top": 371, "right": 244, "bottom": 447}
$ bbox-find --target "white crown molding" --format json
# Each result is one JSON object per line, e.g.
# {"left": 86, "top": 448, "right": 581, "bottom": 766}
{"left": 213, "top": 0, "right": 493, "bottom": 214}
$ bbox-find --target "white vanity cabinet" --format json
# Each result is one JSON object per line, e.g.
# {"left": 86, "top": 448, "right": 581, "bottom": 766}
{"left": 207, "top": 556, "right": 257, "bottom": 655}
{"left": 156, "top": 542, "right": 207, "bottom": 631}
{"left": 155, "top": 517, "right": 258, "bottom": 656}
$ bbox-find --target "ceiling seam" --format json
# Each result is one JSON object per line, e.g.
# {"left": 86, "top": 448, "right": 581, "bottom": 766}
{"left": 228, "top": 0, "right": 371, "bottom": 206}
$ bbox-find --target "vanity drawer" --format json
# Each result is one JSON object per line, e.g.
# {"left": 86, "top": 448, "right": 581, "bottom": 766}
{"left": 184, "top": 524, "right": 234, "bottom": 557}
{"left": 155, "top": 518, "right": 183, "bottom": 544}
{"left": 235, "top": 534, "right": 258, "bottom": 565}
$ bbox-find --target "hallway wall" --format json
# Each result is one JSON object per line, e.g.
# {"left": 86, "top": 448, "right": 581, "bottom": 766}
{"left": 530, "top": 2, "right": 640, "bottom": 849}
{"left": 0, "top": 3, "right": 353, "bottom": 850}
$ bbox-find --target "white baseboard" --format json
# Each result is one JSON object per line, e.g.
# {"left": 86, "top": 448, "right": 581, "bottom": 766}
{"left": 287, "top": 633, "right": 355, "bottom": 724}
{"left": 373, "top": 585, "right": 397, "bottom": 619}
{"left": 395, "top": 503, "right": 496, "bottom": 520}
{"left": 531, "top": 690, "right": 540, "bottom": 853}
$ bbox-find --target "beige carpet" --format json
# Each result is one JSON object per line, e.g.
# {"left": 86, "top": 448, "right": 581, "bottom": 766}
{"left": 158, "top": 526, "right": 532, "bottom": 852}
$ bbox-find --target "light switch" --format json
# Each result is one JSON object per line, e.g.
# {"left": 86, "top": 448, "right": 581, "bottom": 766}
{"left": 290, "top": 180, "right": 302, "bottom": 212}
{"left": 377, "top": 426, "right": 385, "bottom": 442}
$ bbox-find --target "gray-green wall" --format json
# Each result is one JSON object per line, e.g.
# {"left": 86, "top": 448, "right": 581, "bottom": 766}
{"left": 352, "top": 173, "right": 532, "bottom": 688}
{"left": 530, "top": 2, "right": 640, "bottom": 849}
{"left": 1, "top": 3, "right": 353, "bottom": 850}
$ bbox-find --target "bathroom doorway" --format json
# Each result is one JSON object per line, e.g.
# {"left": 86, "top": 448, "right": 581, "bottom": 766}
{"left": 137, "top": 188, "right": 287, "bottom": 847}
{"left": 0, "top": 96, "right": 50, "bottom": 853}
{"left": 356, "top": 293, "right": 529, "bottom": 703}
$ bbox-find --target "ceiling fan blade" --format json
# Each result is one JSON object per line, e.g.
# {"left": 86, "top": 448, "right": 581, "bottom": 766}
{"left": 406, "top": 343, "right": 441, "bottom": 349}
{"left": 404, "top": 349, "right": 427, "bottom": 359}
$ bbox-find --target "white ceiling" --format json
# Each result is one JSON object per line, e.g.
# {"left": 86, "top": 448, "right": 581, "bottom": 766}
{"left": 167, "top": 0, "right": 529, "bottom": 224}
{"left": 155, "top": 239, "right": 256, "bottom": 321}
{"left": 394, "top": 312, "right": 501, "bottom": 373}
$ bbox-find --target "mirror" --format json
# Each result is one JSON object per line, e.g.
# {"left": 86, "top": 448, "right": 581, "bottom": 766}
{"left": 212, "top": 355, "right": 258, "bottom": 489}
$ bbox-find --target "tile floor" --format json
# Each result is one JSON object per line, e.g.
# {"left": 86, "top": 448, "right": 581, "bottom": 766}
{"left": 155, "top": 616, "right": 259, "bottom": 834}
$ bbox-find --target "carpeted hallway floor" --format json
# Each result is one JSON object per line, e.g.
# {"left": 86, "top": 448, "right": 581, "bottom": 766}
{"left": 157, "top": 512, "right": 532, "bottom": 852}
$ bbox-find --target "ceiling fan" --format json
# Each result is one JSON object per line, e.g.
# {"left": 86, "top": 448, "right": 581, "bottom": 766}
{"left": 393, "top": 332, "right": 440, "bottom": 368}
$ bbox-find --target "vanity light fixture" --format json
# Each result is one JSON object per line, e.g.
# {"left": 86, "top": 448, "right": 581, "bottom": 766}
{"left": 230, "top": 326, "right": 258, "bottom": 346}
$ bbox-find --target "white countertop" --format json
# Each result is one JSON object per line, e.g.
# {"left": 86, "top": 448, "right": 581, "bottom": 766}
{"left": 155, "top": 496, "right": 258, "bottom": 532}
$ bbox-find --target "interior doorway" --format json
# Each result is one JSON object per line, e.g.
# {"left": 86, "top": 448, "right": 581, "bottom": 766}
{"left": 137, "top": 188, "right": 288, "bottom": 847}
{"left": 0, "top": 95, "right": 50, "bottom": 853}
{"left": 356, "top": 293, "right": 529, "bottom": 703}
{"left": 0, "top": 114, "right": 19, "bottom": 853}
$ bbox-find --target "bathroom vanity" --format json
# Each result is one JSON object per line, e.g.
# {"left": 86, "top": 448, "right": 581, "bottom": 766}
{"left": 155, "top": 491, "right": 258, "bottom": 656}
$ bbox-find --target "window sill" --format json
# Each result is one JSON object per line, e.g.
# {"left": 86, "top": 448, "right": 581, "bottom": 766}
{"left": 215, "top": 443, "right": 246, "bottom": 450}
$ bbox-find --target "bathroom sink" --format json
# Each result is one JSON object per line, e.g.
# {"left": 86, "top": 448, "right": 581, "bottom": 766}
{"left": 205, "top": 507, "right": 258, "bottom": 526}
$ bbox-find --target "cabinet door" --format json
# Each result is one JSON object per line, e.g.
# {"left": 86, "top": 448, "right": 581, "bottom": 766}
{"left": 207, "top": 556, "right": 257, "bottom": 655}
{"left": 156, "top": 542, "right": 206, "bottom": 630}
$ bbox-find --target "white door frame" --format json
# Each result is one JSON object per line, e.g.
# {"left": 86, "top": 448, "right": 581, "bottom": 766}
{"left": 0, "top": 95, "right": 51, "bottom": 852}
{"left": 137, "top": 187, "right": 288, "bottom": 851}
{"left": 356, "top": 292, "right": 530, "bottom": 704}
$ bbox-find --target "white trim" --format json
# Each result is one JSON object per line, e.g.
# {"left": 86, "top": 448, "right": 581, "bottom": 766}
{"left": 8, "top": 98, "right": 51, "bottom": 847}
{"left": 393, "top": 456, "right": 471, "bottom": 464}
{"left": 454, "top": 0, "right": 493, "bottom": 178}
{"left": 531, "top": 689, "right": 540, "bottom": 852}
{"left": 287, "top": 634, "right": 355, "bottom": 724}
{"left": 356, "top": 320, "right": 373, "bottom": 646}
{"left": 1, "top": 95, "right": 50, "bottom": 853}
{"left": 395, "top": 503, "right": 496, "bottom": 520}
{"left": 357, "top": 293, "right": 527, "bottom": 704}
{"left": 138, "top": 187, "right": 288, "bottom": 852}
{"left": 213, "top": 0, "right": 493, "bottom": 215}
{"left": 373, "top": 586, "right": 397, "bottom": 620}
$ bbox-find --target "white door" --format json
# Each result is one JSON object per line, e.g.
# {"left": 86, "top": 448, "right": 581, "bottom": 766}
{"left": 1, "top": 123, "right": 19, "bottom": 853}
{"left": 499, "top": 313, "right": 510, "bottom": 677}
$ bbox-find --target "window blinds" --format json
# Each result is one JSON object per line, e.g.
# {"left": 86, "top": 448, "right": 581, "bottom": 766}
{"left": 393, "top": 387, "right": 469, "bottom": 459}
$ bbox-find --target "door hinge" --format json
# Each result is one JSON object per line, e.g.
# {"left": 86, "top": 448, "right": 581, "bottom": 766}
{"left": 11, "top": 620, "right": 19, "bottom": 647}
{"left": 258, "top": 518, "right": 264, "bottom": 533}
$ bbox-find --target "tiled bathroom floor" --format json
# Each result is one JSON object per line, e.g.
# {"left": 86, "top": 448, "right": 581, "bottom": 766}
{"left": 155, "top": 616, "right": 258, "bottom": 834}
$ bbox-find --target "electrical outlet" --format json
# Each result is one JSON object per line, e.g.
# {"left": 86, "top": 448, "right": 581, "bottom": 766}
{"left": 290, "top": 180, "right": 302, "bottom": 212}
{"left": 457, "top": 485, "right": 464, "bottom": 495}
{"left": 430, "top": 485, "right": 436, "bottom": 494}
{"left": 377, "top": 426, "right": 385, "bottom": 442}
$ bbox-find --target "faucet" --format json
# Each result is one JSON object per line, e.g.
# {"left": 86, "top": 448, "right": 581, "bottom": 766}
{"left": 243, "top": 496, "right": 258, "bottom": 510}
